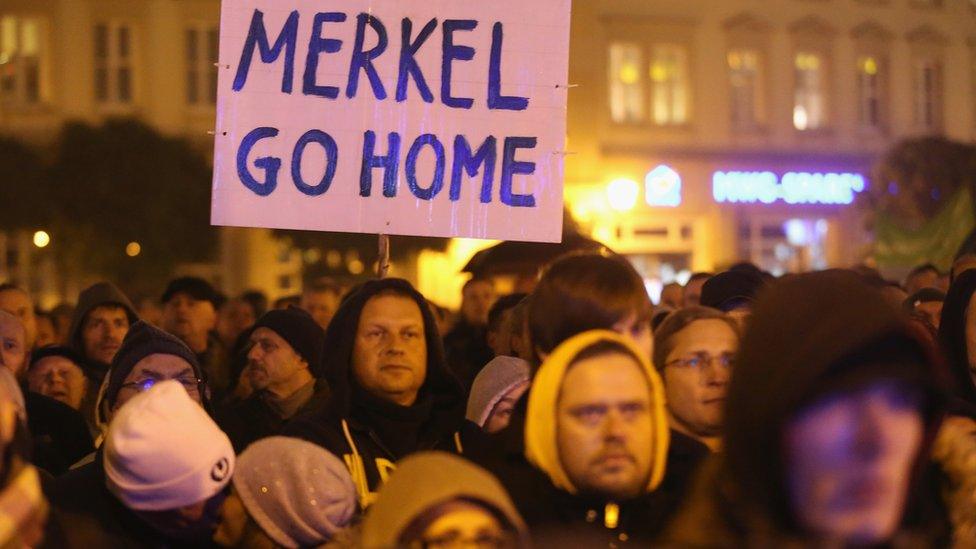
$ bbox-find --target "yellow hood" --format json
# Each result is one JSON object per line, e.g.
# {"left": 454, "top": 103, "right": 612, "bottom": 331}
{"left": 524, "top": 330, "right": 670, "bottom": 494}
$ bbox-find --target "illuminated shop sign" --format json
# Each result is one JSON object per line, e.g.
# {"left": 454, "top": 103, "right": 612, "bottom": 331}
{"left": 712, "top": 171, "right": 866, "bottom": 205}
{"left": 645, "top": 165, "right": 682, "bottom": 207}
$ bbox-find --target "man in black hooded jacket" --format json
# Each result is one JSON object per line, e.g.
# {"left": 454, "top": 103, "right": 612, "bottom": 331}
{"left": 282, "top": 279, "right": 466, "bottom": 510}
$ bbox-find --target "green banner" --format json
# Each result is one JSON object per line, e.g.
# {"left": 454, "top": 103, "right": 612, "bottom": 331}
{"left": 874, "top": 188, "right": 975, "bottom": 271}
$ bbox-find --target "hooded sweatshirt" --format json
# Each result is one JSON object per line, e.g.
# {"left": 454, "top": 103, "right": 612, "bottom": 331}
{"left": 938, "top": 268, "right": 976, "bottom": 415}
{"left": 66, "top": 282, "right": 139, "bottom": 431}
{"left": 665, "top": 270, "right": 949, "bottom": 547}
{"left": 358, "top": 451, "right": 529, "bottom": 549}
{"left": 503, "top": 330, "right": 672, "bottom": 544}
{"left": 283, "top": 279, "right": 466, "bottom": 511}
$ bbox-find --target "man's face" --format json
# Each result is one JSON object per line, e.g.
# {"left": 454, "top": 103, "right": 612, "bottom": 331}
{"left": 0, "top": 313, "right": 27, "bottom": 377}
{"left": 216, "top": 300, "right": 255, "bottom": 344}
{"left": 0, "top": 289, "right": 36, "bottom": 349}
{"left": 133, "top": 491, "right": 227, "bottom": 542}
{"left": 27, "top": 356, "right": 88, "bottom": 410}
{"left": 683, "top": 278, "right": 708, "bottom": 308}
{"left": 301, "top": 290, "right": 340, "bottom": 331}
{"left": 461, "top": 281, "right": 496, "bottom": 326}
{"left": 557, "top": 352, "right": 654, "bottom": 500}
{"left": 914, "top": 301, "right": 943, "bottom": 330}
{"left": 785, "top": 381, "right": 924, "bottom": 545}
{"left": 35, "top": 315, "right": 57, "bottom": 348}
{"left": 662, "top": 319, "right": 737, "bottom": 440}
{"left": 112, "top": 353, "right": 202, "bottom": 414}
{"left": 247, "top": 327, "right": 307, "bottom": 392}
{"left": 352, "top": 294, "right": 427, "bottom": 407}
{"left": 82, "top": 305, "right": 131, "bottom": 365}
{"left": 484, "top": 381, "right": 529, "bottom": 434}
{"left": 161, "top": 293, "right": 216, "bottom": 344}
{"left": 660, "top": 284, "right": 683, "bottom": 309}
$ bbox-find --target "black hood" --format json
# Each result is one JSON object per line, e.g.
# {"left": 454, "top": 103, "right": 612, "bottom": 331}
{"left": 937, "top": 268, "right": 976, "bottom": 411}
{"left": 67, "top": 282, "right": 139, "bottom": 377}
{"left": 725, "top": 270, "right": 948, "bottom": 533}
{"left": 322, "top": 278, "right": 464, "bottom": 419}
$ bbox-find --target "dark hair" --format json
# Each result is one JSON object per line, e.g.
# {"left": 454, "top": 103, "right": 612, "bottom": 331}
{"left": 462, "top": 277, "right": 494, "bottom": 294}
{"left": 0, "top": 283, "right": 28, "bottom": 298}
{"left": 907, "top": 263, "right": 940, "bottom": 278}
{"left": 487, "top": 293, "right": 528, "bottom": 334}
{"left": 240, "top": 290, "right": 269, "bottom": 318}
{"left": 652, "top": 307, "right": 739, "bottom": 371}
{"left": 397, "top": 497, "right": 520, "bottom": 547}
{"left": 273, "top": 294, "right": 301, "bottom": 309}
{"left": 529, "top": 254, "right": 651, "bottom": 361}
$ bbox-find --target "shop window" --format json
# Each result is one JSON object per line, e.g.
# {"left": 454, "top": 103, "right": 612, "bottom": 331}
{"left": 728, "top": 49, "right": 763, "bottom": 130}
{"left": 793, "top": 52, "right": 827, "bottom": 131}
{"left": 856, "top": 55, "right": 884, "bottom": 130}
{"left": 186, "top": 26, "right": 219, "bottom": 106}
{"left": 608, "top": 42, "right": 644, "bottom": 123}
{"left": 650, "top": 44, "right": 689, "bottom": 126}
{"left": 0, "top": 15, "right": 46, "bottom": 106}
{"left": 94, "top": 22, "right": 135, "bottom": 105}
{"left": 913, "top": 57, "right": 943, "bottom": 133}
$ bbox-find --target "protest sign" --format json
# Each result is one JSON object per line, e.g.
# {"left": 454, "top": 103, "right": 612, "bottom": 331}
{"left": 212, "top": 0, "right": 572, "bottom": 243}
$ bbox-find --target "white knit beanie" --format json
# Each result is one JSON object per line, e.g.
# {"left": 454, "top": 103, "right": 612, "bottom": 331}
{"left": 104, "top": 380, "right": 235, "bottom": 511}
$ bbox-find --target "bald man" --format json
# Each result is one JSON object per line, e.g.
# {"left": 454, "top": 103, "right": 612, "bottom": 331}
{"left": 0, "top": 311, "right": 28, "bottom": 378}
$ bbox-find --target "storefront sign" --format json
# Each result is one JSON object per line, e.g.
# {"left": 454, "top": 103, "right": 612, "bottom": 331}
{"left": 211, "top": 0, "right": 572, "bottom": 242}
{"left": 645, "top": 165, "right": 681, "bottom": 207}
{"left": 712, "top": 171, "right": 866, "bottom": 206}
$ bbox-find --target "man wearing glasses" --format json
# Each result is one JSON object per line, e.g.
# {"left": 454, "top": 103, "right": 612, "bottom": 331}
{"left": 99, "top": 320, "right": 210, "bottom": 426}
{"left": 651, "top": 307, "right": 739, "bottom": 512}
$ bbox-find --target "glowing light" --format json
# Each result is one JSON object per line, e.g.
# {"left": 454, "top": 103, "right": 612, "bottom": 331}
{"left": 607, "top": 178, "right": 640, "bottom": 211}
{"left": 650, "top": 63, "right": 669, "bottom": 83}
{"left": 793, "top": 106, "right": 809, "bottom": 130}
{"left": 645, "top": 165, "right": 682, "bottom": 207}
{"left": 784, "top": 219, "right": 809, "bottom": 246}
{"left": 860, "top": 56, "right": 878, "bottom": 76}
{"left": 619, "top": 64, "right": 639, "bottom": 85}
{"left": 712, "top": 171, "right": 866, "bottom": 206}
{"left": 125, "top": 242, "right": 141, "bottom": 257}
{"left": 32, "top": 231, "right": 50, "bottom": 248}
{"left": 326, "top": 250, "right": 342, "bottom": 268}
{"left": 348, "top": 259, "right": 364, "bottom": 275}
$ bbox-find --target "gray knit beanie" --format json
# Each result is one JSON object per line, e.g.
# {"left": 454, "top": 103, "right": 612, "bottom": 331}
{"left": 233, "top": 436, "right": 356, "bottom": 548}
{"left": 465, "top": 356, "right": 531, "bottom": 427}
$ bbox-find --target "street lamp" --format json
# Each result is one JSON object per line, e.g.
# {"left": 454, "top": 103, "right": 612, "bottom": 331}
{"left": 33, "top": 231, "right": 51, "bottom": 248}
{"left": 607, "top": 178, "right": 639, "bottom": 211}
{"left": 126, "top": 242, "right": 142, "bottom": 257}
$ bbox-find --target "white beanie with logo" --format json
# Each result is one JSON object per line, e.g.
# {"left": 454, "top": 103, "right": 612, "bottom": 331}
{"left": 104, "top": 379, "right": 234, "bottom": 511}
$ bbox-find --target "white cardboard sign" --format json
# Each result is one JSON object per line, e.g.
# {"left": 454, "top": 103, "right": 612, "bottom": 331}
{"left": 212, "top": 0, "right": 571, "bottom": 243}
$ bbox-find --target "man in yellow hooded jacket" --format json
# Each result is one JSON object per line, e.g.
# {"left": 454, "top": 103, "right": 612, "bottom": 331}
{"left": 494, "top": 330, "right": 673, "bottom": 545}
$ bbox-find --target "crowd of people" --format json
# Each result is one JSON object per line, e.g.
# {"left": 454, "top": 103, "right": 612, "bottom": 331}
{"left": 0, "top": 250, "right": 975, "bottom": 548}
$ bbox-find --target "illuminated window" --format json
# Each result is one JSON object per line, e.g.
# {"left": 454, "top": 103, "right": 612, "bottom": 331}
{"left": 857, "top": 56, "right": 884, "bottom": 130}
{"left": 0, "top": 16, "right": 45, "bottom": 105}
{"left": 913, "top": 58, "right": 942, "bottom": 132}
{"left": 793, "top": 52, "right": 826, "bottom": 131}
{"left": 95, "top": 22, "right": 134, "bottom": 105}
{"left": 650, "top": 44, "right": 689, "bottom": 125}
{"left": 186, "top": 26, "right": 219, "bottom": 106}
{"left": 728, "top": 49, "right": 763, "bottom": 129}
{"left": 609, "top": 42, "right": 644, "bottom": 123}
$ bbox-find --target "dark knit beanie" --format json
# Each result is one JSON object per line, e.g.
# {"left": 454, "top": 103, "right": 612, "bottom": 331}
{"left": 28, "top": 345, "right": 85, "bottom": 372}
{"left": 252, "top": 307, "right": 325, "bottom": 376}
{"left": 104, "top": 321, "right": 203, "bottom": 409}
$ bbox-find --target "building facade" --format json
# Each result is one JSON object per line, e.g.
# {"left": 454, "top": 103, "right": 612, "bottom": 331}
{"left": 564, "top": 0, "right": 976, "bottom": 293}
{"left": 1, "top": 0, "right": 974, "bottom": 303}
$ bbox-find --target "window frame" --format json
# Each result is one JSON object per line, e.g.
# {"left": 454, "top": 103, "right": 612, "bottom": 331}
{"left": 789, "top": 16, "right": 837, "bottom": 135}
{"left": 0, "top": 14, "right": 50, "bottom": 109}
{"left": 93, "top": 19, "right": 137, "bottom": 111}
{"left": 184, "top": 22, "right": 219, "bottom": 109}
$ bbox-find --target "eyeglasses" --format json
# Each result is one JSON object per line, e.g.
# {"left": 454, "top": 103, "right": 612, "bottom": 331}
{"left": 665, "top": 352, "right": 735, "bottom": 371}
{"left": 120, "top": 377, "right": 202, "bottom": 395}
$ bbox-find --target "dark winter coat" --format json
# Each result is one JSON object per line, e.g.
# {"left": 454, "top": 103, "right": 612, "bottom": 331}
{"left": 664, "top": 270, "right": 950, "bottom": 547}
{"left": 215, "top": 379, "right": 329, "bottom": 453}
{"left": 282, "top": 278, "right": 466, "bottom": 510}
{"left": 938, "top": 268, "right": 976, "bottom": 415}
{"left": 24, "top": 390, "right": 93, "bottom": 477}
{"left": 44, "top": 455, "right": 215, "bottom": 549}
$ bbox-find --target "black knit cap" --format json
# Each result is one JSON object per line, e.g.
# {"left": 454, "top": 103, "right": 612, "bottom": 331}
{"left": 28, "top": 345, "right": 85, "bottom": 372}
{"left": 160, "top": 276, "right": 223, "bottom": 309}
{"left": 104, "top": 321, "right": 204, "bottom": 410}
{"left": 252, "top": 307, "right": 325, "bottom": 376}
